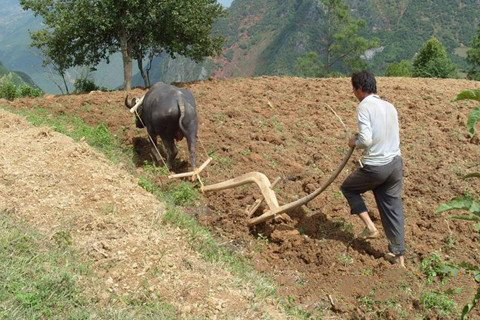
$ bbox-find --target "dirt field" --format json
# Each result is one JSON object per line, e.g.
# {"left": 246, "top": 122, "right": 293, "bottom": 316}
{"left": 2, "top": 76, "right": 480, "bottom": 318}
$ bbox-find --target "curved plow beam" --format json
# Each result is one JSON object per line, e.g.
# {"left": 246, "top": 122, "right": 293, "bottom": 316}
{"left": 248, "top": 146, "right": 355, "bottom": 226}
{"left": 201, "top": 172, "right": 280, "bottom": 210}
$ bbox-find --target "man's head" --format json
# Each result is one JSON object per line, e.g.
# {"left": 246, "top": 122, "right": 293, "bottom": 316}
{"left": 351, "top": 71, "right": 377, "bottom": 101}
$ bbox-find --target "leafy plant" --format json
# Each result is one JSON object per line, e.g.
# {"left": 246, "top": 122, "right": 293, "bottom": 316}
{"left": 420, "top": 253, "right": 459, "bottom": 284}
{"left": 454, "top": 89, "right": 480, "bottom": 137}
{"left": 74, "top": 78, "right": 99, "bottom": 94}
{"left": 17, "top": 84, "right": 43, "bottom": 98}
{"left": 436, "top": 93, "right": 480, "bottom": 318}
{"left": 0, "top": 75, "right": 18, "bottom": 100}
{"left": 420, "top": 290, "right": 457, "bottom": 317}
{"left": 168, "top": 182, "right": 199, "bottom": 206}
{"left": 0, "top": 75, "right": 44, "bottom": 100}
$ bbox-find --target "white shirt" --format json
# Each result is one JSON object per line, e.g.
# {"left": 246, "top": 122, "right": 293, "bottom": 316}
{"left": 355, "top": 94, "right": 401, "bottom": 166}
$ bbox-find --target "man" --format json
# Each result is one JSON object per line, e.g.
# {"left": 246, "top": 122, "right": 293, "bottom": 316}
{"left": 341, "top": 71, "right": 405, "bottom": 268}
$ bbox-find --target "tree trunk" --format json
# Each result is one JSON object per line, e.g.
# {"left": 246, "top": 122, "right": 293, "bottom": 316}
{"left": 146, "top": 56, "right": 154, "bottom": 88}
{"left": 120, "top": 33, "right": 132, "bottom": 91}
{"left": 61, "top": 71, "right": 69, "bottom": 94}
{"left": 137, "top": 58, "right": 148, "bottom": 88}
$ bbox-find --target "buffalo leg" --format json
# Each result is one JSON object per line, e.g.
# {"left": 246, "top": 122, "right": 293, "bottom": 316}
{"left": 160, "top": 136, "right": 178, "bottom": 169}
{"left": 148, "top": 134, "right": 165, "bottom": 164}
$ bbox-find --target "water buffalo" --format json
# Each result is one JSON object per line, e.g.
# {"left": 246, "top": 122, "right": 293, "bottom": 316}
{"left": 125, "top": 82, "right": 198, "bottom": 169}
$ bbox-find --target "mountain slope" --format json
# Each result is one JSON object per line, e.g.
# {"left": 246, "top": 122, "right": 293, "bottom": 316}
{"left": 213, "top": 0, "right": 480, "bottom": 77}
{"left": 0, "top": 60, "right": 37, "bottom": 87}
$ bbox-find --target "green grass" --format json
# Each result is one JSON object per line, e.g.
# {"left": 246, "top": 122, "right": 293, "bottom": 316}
{"left": 420, "top": 290, "right": 457, "bottom": 317}
{"left": 3, "top": 107, "right": 129, "bottom": 163}
{"left": 0, "top": 211, "right": 88, "bottom": 319}
{"left": 0, "top": 211, "right": 179, "bottom": 319}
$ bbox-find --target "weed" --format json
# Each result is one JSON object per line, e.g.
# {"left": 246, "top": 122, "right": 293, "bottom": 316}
{"left": 209, "top": 151, "right": 234, "bottom": 168}
{"left": 357, "top": 294, "right": 376, "bottom": 312}
{"left": 52, "top": 230, "right": 73, "bottom": 248}
{"left": 420, "top": 252, "right": 459, "bottom": 283}
{"left": 420, "top": 290, "right": 457, "bottom": 317}
{"left": 333, "top": 218, "right": 354, "bottom": 234}
{"left": 240, "top": 148, "right": 252, "bottom": 157}
{"left": 360, "top": 268, "right": 373, "bottom": 276}
{"left": 254, "top": 233, "right": 269, "bottom": 253}
{"left": 338, "top": 253, "right": 354, "bottom": 266}
{"left": 167, "top": 182, "right": 199, "bottom": 206}
{"left": 442, "top": 234, "right": 457, "bottom": 252}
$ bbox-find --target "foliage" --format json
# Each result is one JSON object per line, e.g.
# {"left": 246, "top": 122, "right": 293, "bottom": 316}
{"left": 167, "top": 182, "right": 199, "bottom": 206}
{"left": 467, "top": 24, "right": 480, "bottom": 81}
{"left": 420, "top": 290, "right": 457, "bottom": 317}
{"left": 420, "top": 253, "right": 459, "bottom": 284}
{"left": 314, "top": 0, "right": 379, "bottom": 74}
{"left": 412, "top": 37, "right": 457, "bottom": 78}
{"left": 296, "top": 51, "right": 324, "bottom": 78}
{"left": 454, "top": 89, "right": 480, "bottom": 137}
{"left": 385, "top": 60, "right": 413, "bottom": 77}
{"left": 0, "top": 76, "right": 18, "bottom": 100}
{"left": 436, "top": 92, "right": 480, "bottom": 318}
{"left": 17, "top": 84, "right": 43, "bottom": 98}
{"left": 21, "top": 0, "right": 225, "bottom": 89}
{"left": 74, "top": 78, "right": 99, "bottom": 94}
{"left": 0, "top": 75, "right": 44, "bottom": 100}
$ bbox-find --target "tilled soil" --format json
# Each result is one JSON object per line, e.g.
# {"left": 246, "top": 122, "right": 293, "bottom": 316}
{"left": 0, "top": 109, "right": 287, "bottom": 319}
{"left": 3, "top": 76, "right": 480, "bottom": 318}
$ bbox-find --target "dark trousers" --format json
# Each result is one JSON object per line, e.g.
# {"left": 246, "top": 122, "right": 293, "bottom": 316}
{"left": 340, "top": 156, "right": 405, "bottom": 256}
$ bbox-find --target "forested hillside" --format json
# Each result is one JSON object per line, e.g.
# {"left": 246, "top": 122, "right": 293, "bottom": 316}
{"left": 1, "top": 0, "right": 479, "bottom": 91}
{"left": 213, "top": 0, "right": 480, "bottom": 77}
{"left": 0, "top": 60, "right": 37, "bottom": 87}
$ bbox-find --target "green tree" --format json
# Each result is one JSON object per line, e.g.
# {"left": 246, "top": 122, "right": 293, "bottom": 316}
{"left": 412, "top": 37, "right": 457, "bottom": 78}
{"left": 21, "top": 0, "right": 224, "bottom": 90}
{"left": 467, "top": 25, "right": 480, "bottom": 81}
{"left": 313, "top": 0, "right": 378, "bottom": 75}
{"left": 296, "top": 52, "right": 324, "bottom": 78}
{"left": 385, "top": 60, "right": 413, "bottom": 77}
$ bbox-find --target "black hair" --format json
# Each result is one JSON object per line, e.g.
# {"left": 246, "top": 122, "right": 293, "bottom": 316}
{"left": 351, "top": 71, "right": 377, "bottom": 94}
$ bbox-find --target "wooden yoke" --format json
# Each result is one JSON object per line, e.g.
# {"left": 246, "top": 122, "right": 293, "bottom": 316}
{"left": 201, "top": 146, "right": 355, "bottom": 226}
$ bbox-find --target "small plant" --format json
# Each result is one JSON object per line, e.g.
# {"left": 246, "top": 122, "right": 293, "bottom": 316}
{"left": 74, "top": 78, "right": 99, "bottom": 93}
{"left": 442, "top": 234, "right": 457, "bottom": 252}
{"left": 17, "top": 84, "right": 44, "bottom": 98}
{"left": 168, "top": 182, "right": 199, "bottom": 206}
{"left": 0, "top": 76, "right": 18, "bottom": 100}
{"left": 338, "top": 253, "right": 354, "bottom": 266}
{"left": 420, "top": 290, "right": 457, "bottom": 317}
{"left": 453, "top": 89, "right": 480, "bottom": 138}
{"left": 420, "top": 252, "right": 459, "bottom": 283}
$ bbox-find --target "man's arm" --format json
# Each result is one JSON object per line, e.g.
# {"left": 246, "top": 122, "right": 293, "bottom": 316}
{"left": 355, "top": 105, "right": 372, "bottom": 149}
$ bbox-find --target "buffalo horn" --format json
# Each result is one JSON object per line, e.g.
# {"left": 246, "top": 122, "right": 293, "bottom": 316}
{"left": 129, "top": 95, "right": 145, "bottom": 113}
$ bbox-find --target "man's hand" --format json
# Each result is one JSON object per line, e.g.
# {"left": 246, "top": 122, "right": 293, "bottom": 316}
{"left": 348, "top": 134, "right": 358, "bottom": 148}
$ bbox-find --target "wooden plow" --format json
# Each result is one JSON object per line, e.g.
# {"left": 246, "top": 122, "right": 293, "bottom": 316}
{"left": 201, "top": 146, "right": 355, "bottom": 226}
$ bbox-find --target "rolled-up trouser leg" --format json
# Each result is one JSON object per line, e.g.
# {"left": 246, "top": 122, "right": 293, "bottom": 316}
{"left": 341, "top": 167, "right": 381, "bottom": 215}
